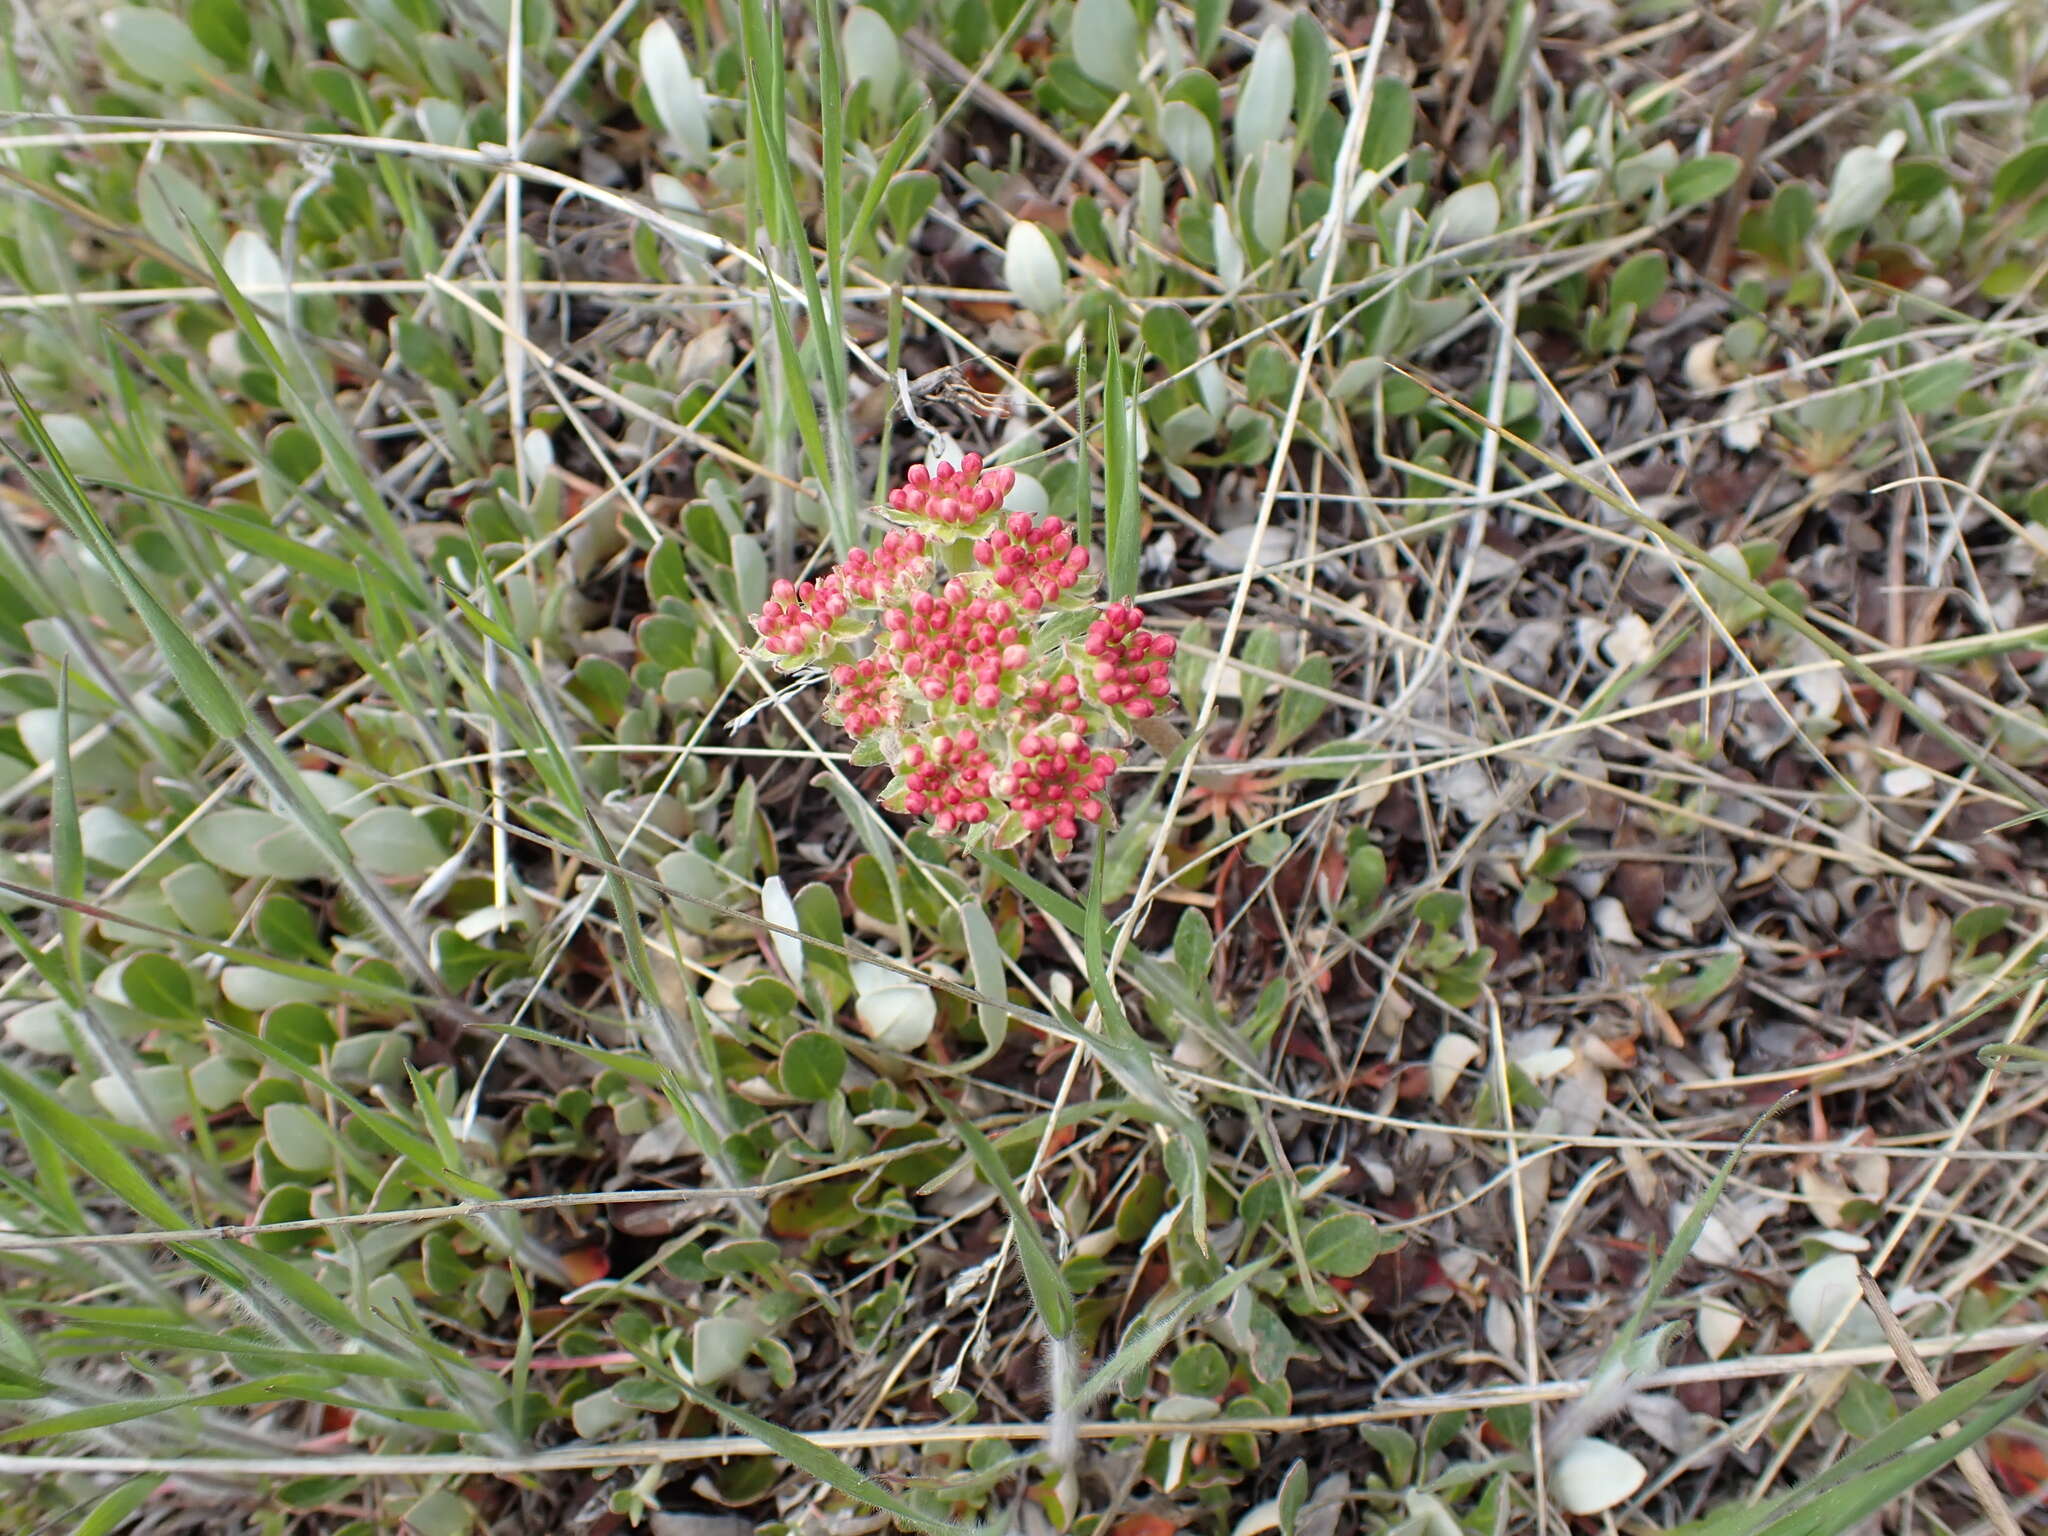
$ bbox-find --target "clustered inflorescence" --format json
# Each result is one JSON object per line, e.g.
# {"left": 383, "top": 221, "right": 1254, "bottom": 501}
{"left": 747, "top": 454, "right": 1177, "bottom": 849}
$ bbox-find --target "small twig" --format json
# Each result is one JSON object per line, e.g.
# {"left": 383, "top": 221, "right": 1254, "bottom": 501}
{"left": 1701, "top": 102, "right": 1775, "bottom": 288}
{"left": 1856, "top": 1266, "right": 2024, "bottom": 1536}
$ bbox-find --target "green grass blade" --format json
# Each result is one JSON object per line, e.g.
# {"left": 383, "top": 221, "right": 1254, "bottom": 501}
{"left": 1102, "top": 322, "right": 1139, "bottom": 600}
{"left": 671, "top": 1376, "right": 986, "bottom": 1536}
{"left": 1612, "top": 1094, "right": 1794, "bottom": 1374}
{"left": 1, "top": 372, "right": 250, "bottom": 739}
{"left": 66, "top": 1473, "right": 163, "bottom": 1536}
{"left": 1674, "top": 1347, "right": 2042, "bottom": 1536}
{"left": 932, "top": 1095, "right": 1076, "bottom": 1342}
{"left": 102, "top": 478, "right": 369, "bottom": 595}
{"left": 48, "top": 668, "right": 84, "bottom": 986}
{"left": 182, "top": 230, "right": 427, "bottom": 607}
{"left": 0, "top": 1373, "right": 335, "bottom": 1445}
{"left": 0, "top": 1061, "right": 189, "bottom": 1231}
{"left": 1073, "top": 1254, "right": 1278, "bottom": 1411}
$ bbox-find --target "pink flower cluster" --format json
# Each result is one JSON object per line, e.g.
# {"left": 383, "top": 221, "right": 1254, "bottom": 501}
{"left": 827, "top": 654, "right": 902, "bottom": 739}
{"left": 974, "top": 512, "right": 1090, "bottom": 612}
{"left": 836, "top": 529, "right": 931, "bottom": 603}
{"left": 881, "top": 582, "right": 1029, "bottom": 711}
{"left": 745, "top": 457, "right": 1179, "bottom": 849}
{"left": 1083, "top": 602, "right": 1177, "bottom": 719}
{"left": 996, "top": 731, "right": 1121, "bottom": 840}
{"left": 886, "top": 453, "right": 1018, "bottom": 533}
{"left": 753, "top": 575, "right": 852, "bottom": 661}
{"left": 898, "top": 730, "right": 995, "bottom": 834}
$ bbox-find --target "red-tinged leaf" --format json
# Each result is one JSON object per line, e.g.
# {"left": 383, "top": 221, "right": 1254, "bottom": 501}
{"left": 770, "top": 1180, "right": 861, "bottom": 1239}
{"left": 1989, "top": 1432, "right": 2048, "bottom": 1497}
{"left": 559, "top": 1246, "right": 610, "bottom": 1287}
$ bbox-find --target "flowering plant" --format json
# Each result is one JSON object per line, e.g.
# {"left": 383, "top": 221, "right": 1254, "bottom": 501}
{"left": 747, "top": 455, "right": 1177, "bottom": 850}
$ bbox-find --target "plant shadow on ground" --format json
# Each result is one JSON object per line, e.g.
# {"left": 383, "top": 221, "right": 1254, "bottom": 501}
{"left": 1, "top": 2, "right": 2047, "bottom": 1534}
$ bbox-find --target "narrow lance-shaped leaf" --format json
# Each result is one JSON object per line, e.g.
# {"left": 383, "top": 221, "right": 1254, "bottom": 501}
{"left": 932, "top": 1096, "right": 1076, "bottom": 1343}
{"left": 0, "top": 373, "right": 250, "bottom": 739}
{"left": 1102, "top": 322, "right": 1141, "bottom": 601}
{"left": 672, "top": 1376, "right": 988, "bottom": 1536}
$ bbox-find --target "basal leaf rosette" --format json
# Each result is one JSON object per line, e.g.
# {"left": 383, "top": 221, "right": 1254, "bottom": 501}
{"left": 882, "top": 454, "right": 1017, "bottom": 541}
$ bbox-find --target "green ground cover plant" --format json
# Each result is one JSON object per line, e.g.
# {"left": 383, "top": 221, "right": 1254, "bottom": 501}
{"left": 1, "top": 2, "right": 2047, "bottom": 1534}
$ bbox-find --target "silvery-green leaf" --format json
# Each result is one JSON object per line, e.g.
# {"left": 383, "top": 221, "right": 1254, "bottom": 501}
{"left": 343, "top": 806, "right": 445, "bottom": 879}
{"left": 1252, "top": 138, "right": 1294, "bottom": 251}
{"left": 570, "top": 1384, "right": 638, "bottom": 1438}
{"left": 1135, "top": 158, "right": 1166, "bottom": 245}
{"left": 220, "top": 966, "right": 333, "bottom": 1010}
{"left": 1160, "top": 100, "right": 1214, "bottom": 180}
{"left": 732, "top": 533, "right": 767, "bottom": 617}
{"left": 1902, "top": 186, "right": 1963, "bottom": 255}
{"left": 1203, "top": 523, "right": 1298, "bottom": 574}
{"left": 1697, "top": 1297, "right": 1744, "bottom": 1359}
{"left": 162, "top": 862, "right": 235, "bottom": 936}
{"left": 102, "top": 8, "right": 214, "bottom": 90}
{"left": 91, "top": 1066, "right": 188, "bottom": 1130}
{"left": 326, "top": 18, "right": 375, "bottom": 70}
{"left": 638, "top": 17, "right": 711, "bottom": 165}
{"left": 1071, "top": 0, "right": 1139, "bottom": 92}
{"left": 842, "top": 7, "right": 902, "bottom": 97}
{"left": 1003, "top": 471, "right": 1049, "bottom": 516}
{"left": 1233, "top": 27, "right": 1294, "bottom": 166}
{"left": 1821, "top": 133, "right": 1902, "bottom": 239}
{"left": 1787, "top": 1252, "right": 1882, "bottom": 1346}
{"left": 853, "top": 983, "right": 936, "bottom": 1051}
{"left": 760, "top": 875, "right": 804, "bottom": 985}
{"left": 263, "top": 1101, "right": 331, "bottom": 1173}
{"left": 1162, "top": 403, "right": 1217, "bottom": 461}
{"left": 415, "top": 98, "right": 466, "bottom": 148}
{"left": 1331, "top": 358, "right": 1382, "bottom": 400}
{"left": 79, "top": 806, "right": 152, "bottom": 869}
{"left": 1434, "top": 182, "right": 1500, "bottom": 246}
{"left": 191, "top": 1054, "right": 254, "bottom": 1113}
{"left": 1614, "top": 142, "right": 1677, "bottom": 201}
{"left": 1551, "top": 1438, "right": 1646, "bottom": 1515}
{"left": 224, "top": 230, "right": 291, "bottom": 341}
{"left": 1212, "top": 202, "right": 1245, "bottom": 289}
{"left": 138, "top": 161, "right": 225, "bottom": 266}
{"left": 5, "top": 1000, "right": 76, "bottom": 1055}
{"left": 1003, "top": 220, "right": 1065, "bottom": 313}
{"left": 1428, "top": 1032, "right": 1483, "bottom": 1103}
{"left": 190, "top": 807, "right": 305, "bottom": 880}
{"left": 42, "top": 415, "right": 119, "bottom": 483}
{"left": 1698, "top": 541, "right": 1764, "bottom": 628}
{"left": 520, "top": 428, "right": 555, "bottom": 481}
{"left": 691, "top": 1312, "right": 758, "bottom": 1385}
{"left": 650, "top": 173, "right": 700, "bottom": 213}
{"left": 290, "top": 768, "right": 367, "bottom": 816}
